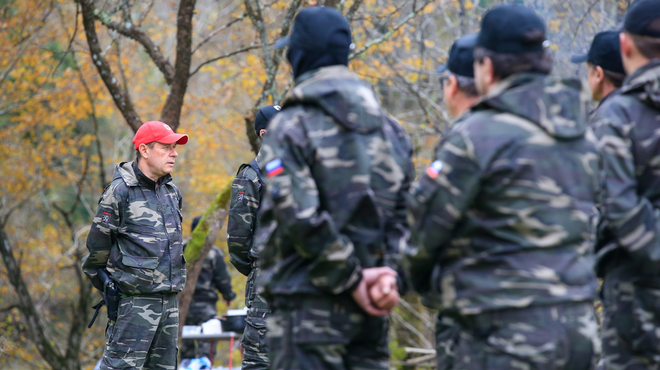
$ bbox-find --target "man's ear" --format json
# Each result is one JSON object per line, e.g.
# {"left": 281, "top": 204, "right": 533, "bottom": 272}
{"left": 447, "top": 75, "right": 459, "bottom": 97}
{"left": 595, "top": 65, "right": 605, "bottom": 84}
{"left": 620, "top": 32, "right": 633, "bottom": 59}
{"left": 482, "top": 57, "right": 495, "bottom": 85}
{"left": 139, "top": 144, "right": 149, "bottom": 160}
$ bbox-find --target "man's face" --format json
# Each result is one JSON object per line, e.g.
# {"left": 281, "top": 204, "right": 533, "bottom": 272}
{"left": 143, "top": 142, "right": 178, "bottom": 178}
{"left": 587, "top": 64, "right": 604, "bottom": 101}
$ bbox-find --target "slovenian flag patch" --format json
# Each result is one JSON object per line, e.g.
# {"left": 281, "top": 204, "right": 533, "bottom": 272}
{"left": 426, "top": 160, "right": 443, "bottom": 179}
{"left": 266, "top": 158, "right": 284, "bottom": 177}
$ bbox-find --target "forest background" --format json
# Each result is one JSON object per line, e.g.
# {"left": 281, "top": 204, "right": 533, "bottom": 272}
{"left": 0, "top": 0, "right": 632, "bottom": 369}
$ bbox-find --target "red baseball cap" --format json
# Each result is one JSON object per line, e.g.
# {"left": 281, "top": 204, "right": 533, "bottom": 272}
{"left": 132, "top": 121, "right": 189, "bottom": 149}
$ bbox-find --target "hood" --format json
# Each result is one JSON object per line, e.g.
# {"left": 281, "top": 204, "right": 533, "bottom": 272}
{"left": 474, "top": 73, "right": 590, "bottom": 140}
{"left": 284, "top": 65, "right": 385, "bottom": 133}
{"left": 112, "top": 161, "right": 172, "bottom": 187}
{"left": 621, "top": 59, "right": 660, "bottom": 110}
{"left": 113, "top": 161, "right": 139, "bottom": 186}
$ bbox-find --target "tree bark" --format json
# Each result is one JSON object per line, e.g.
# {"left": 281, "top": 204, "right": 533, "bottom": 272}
{"left": 0, "top": 228, "right": 71, "bottom": 370}
{"left": 178, "top": 179, "right": 234, "bottom": 345}
{"left": 78, "top": 0, "right": 142, "bottom": 132}
{"left": 160, "top": 0, "right": 197, "bottom": 131}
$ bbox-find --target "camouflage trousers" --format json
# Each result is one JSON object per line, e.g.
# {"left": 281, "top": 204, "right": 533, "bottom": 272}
{"left": 242, "top": 267, "right": 271, "bottom": 370}
{"left": 451, "top": 302, "right": 599, "bottom": 370}
{"left": 435, "top": 314, "right": 460, "bottom": 370}
{"left": 180, "top": 301, "right": 217, "bottom": 360}
{"left": 100, "top": 294, "right": 179, "bottom": 370}
{"left": 601, "top": 267, "right": 660, "bottom": 370}
{"left": 267, "top": 293, "right": 389, "bottom": 370}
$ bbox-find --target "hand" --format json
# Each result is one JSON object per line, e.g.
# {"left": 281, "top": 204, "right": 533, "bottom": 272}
{"left": 351, "top": 267, "right": 397, "bottom": 316}
{"left": 368, "top": 274, "right": 399, "bottom": 310}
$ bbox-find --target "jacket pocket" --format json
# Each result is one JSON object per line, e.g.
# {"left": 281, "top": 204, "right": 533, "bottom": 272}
{"left": 118, "top": 254, "right": 158, "bottom": 294}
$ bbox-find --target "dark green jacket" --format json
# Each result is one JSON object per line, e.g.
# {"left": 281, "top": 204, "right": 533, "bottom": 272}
{"left": 82, "top": 161, "right": 186, "bottom": 295}
{"left": 192, "top": 246, "right": 236, "bottom": 303}
{"left": 406, "top": 74, "right": 600, "bottom": 314}
{"left": 591, "top": 60, "right": 660, "bottom": 276}
{"left": 256, "top": 65, "right": 414, "bottom": 297}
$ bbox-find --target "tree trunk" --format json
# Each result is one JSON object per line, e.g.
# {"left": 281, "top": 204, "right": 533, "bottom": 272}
{"left": 178, "top": 179, "right": 234, "bottom": 346}
{"left": 324, "top": 0, "right": 341, "bottom": 8}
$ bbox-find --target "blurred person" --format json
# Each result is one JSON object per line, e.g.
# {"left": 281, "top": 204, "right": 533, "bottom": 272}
{"left": 227, "top": 104, "right": 280, "bottom": 370}
{"left": 256, "top": 6, "right": 414, "bottom": 370}
{"left": 82, "top": 121, "right": 189, "bottom": 369}
{"left": 181, "top": 216, "right": 236, "bottom": 362}
{"left": 571, "top": 30, "right": 626, "bottom": 106}
{"left": 433, "top": 32, "right": 481, "bottom": 370}
{"left": 406, "top": 5, "right": 601, "bottom": 370}
{"left": 590, "top": 1, "right": 660, "bottom": 368}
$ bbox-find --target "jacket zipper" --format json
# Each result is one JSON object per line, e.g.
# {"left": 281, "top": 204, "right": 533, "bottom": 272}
{"left": 156, "top": 184, "right": 173, "bottom": 291}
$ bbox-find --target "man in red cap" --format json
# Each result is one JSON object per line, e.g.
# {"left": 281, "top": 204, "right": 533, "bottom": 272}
{"left": 82, "top": 121, "right": 189, "bottom": 369}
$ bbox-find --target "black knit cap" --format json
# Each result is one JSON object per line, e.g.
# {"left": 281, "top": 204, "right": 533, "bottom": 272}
{"left": 254, "top": 104, "right": 281, "bottom": 137}
{"left": 477, "top": 4, "right": 547, "bottom": 54}
{"left": 437, "top": 34, "right": 478, "bottom": 78}
{"left": 624, "top": 0, "right": 660, "bottom": 38}
{"left": 571, "top": 31, "right": 625, "bottom": 75}
{"left": 274, "top": 6, "right": 352, "bottom": 52}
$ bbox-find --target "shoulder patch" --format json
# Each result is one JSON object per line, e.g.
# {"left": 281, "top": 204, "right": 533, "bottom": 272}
{"left": 237, "top": 190, "right": 245, "bottom": 202}
{"left": 266, "top": 158, "right": 284, "bottom": 177}
{"left": 426, "top": 160, "right": 443, "bottom": 179}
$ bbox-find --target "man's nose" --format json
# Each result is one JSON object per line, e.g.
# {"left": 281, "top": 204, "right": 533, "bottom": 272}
{"left": 171, "top": 148, "right": 178, "bottom": 157}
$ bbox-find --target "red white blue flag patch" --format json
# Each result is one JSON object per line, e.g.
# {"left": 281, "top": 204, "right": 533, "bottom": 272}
{"left": 426, "top": 160, "right": 443, "bottom": 179}
{"left": 266, "top": 159, "right": 284, "bottom": 177}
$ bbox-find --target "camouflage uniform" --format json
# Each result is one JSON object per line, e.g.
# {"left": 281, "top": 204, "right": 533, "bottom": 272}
{"left": 228, "top": 157, "right": 270, "bottom": 369}
{"left": 181, "top": 246, "right": 236, "bottom": 360}
{"left": 406, "top": 73, "right": 601, "bottom": 369}
{"left": 82, "top": 161, "right": 186, "bottom": 369}
{"left": 255, "top": 65, "right": 414, "bottom": 370}
{"left": 591, "top": 60, "right": 660, "bottom": 370}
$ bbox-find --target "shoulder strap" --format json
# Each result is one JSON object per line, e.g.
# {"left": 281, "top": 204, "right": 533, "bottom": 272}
{"left": 246, "top": 159, "right": 264, "bottom": 197}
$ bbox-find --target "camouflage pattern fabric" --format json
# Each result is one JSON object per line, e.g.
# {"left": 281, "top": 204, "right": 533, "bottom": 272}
{"left": 601, "top": 266, "right": 660, "bottom": 370}
{"left": 228, "top": 159, "right": 262, "bottom": 278}
{"left": 181, "top": 301, "right": 217, "bottom": 360}
{"left": 242, "top": 313, "right": 269, "bottom": 370}
{"left": 590, "top": 60, "right": 660, "bottom": 276}
{"left": 591, "top": 60, "right": 660, "bottom": 369}
{"left": 191, "top": 246, "right": 236, "bottom": 303}
{"left": 100, "top": 294, "right": 179, "bottom": 370}
{"left": 82, "top": 161, "right": 186, "bottom": 295}
{"left": 227, "top": 158, "right": 271, "bottom": 369}
{"left": 267, "top": 294, "right": 389, "bottom": 370}
{"left": 405, "top": 73, "right": 600, "bottom": 314}
{"left": 436, "top": 314, "right": 460, "bottom": 370}
{"left": 255, "top": 64, "right": 414, "bottom": 298}
{"left": 452, "top": 302, "right": 599, "bottom": 370}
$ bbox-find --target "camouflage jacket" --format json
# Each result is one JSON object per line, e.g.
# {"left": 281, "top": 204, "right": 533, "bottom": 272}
{"left": 82, "top": 161, "right": 186, "bottom": 295}
{"left": 406, "top": 73, "right": 600, "bottom": 314}
{"left": 191, "top": 246, "right": 236, "bottom": 303}
{"left": 227, "top": 157, "right": 262, "bottom": 277}
{"left": 591, "top": 60, "right": 660, "bottom": 277}
{"left": 255, "top": 65, "right": 414, "bottom": 297}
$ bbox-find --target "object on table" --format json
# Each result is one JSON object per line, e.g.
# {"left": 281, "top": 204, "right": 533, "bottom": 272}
{"left": 220, "top": 308, "right": 247, "bottom": 334}
{"left": 182, "top": 325, "right": 203, "bottom": 336}
{"left": 201, "top": 318, "right": 222, "bottom": 335}
{"left": 179, "top": 357, "right": 212, "bottom": 370}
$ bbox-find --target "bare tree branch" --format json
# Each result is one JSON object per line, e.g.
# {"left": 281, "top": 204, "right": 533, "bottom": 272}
{"left": 0, "top": 229, "right": 66, "bottom": 370}
{"left": 349, "top": 0, "right": 433, "bottom": 60}
{"left": 160, "top": 0, "right": 197, "bottom": 131}
{"left": 192, "top": 13, "right": 246, "bottom": 54}
{"left": 190, "top": 44, "right": 261, "bottom": 77}
{"left": 94, "top": 11, "right": 175, "bottom": 85}
{"left": 78, "top": 0, "right": 142, "bottom": 132}
{"left": 346, "top": 0, "right": 364, "bottom": 21}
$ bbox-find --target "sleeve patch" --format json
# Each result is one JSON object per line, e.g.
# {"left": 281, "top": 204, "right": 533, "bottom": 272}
{"left": 266, "top": 158, "right": 284, "bottom": 177}
{"left": 426, "top": 160, "right": 443, "bottom": 179}
{"left": 101, "top": 212, "right": 111, "bottom": 223}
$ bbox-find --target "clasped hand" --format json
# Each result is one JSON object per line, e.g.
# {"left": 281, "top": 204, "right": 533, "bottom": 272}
{"left": 351, "top": 266, "right": 400, "bottom": 316}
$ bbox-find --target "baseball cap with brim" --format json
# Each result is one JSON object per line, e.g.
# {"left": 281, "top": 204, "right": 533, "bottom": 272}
{"left": 570, "top": 30, "right": 624, "bottom": 75}
{"left": 437, "top": 33, "right": 478, "bottom": 78}
{"left": 132, "top": 121, "right": 189, "bottom": 150}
